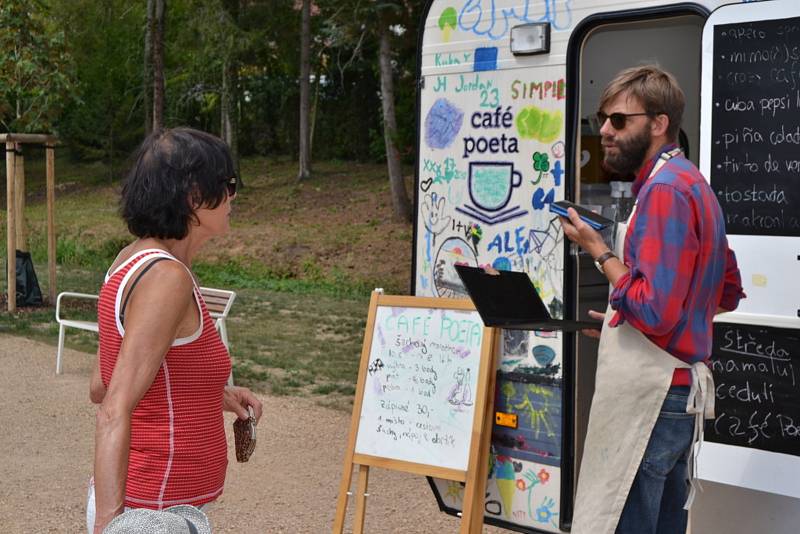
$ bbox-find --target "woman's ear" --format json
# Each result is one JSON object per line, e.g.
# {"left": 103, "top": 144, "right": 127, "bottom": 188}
{"left": 186, "top": 191, "right": 203, "bottom": 228}
{"left": 187, "top": 185, "right": 204, "bottom": 210}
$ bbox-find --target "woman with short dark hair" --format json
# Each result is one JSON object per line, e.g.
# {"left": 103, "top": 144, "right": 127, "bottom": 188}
{"left": 86, "top": 128, "right": 263, "bottom": 533}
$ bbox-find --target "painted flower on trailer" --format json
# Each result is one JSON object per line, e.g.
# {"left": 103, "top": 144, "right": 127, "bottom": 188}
{"left": 535, "top": 497, "right": 558, "bottom": 524}
{"left": 536, "top": 504, "right": 553, "bottom": 523}
{"left": 467, "top": 222, "right": 483, "bottom": 250}
{"left": 516, "top": 478, "right": 526, "bottom": 491}
{"left": 468, "top": 223, "right": 482, "bottom": 244}
{"left": 537, "top": 468, "right": 550, "bottom": 484}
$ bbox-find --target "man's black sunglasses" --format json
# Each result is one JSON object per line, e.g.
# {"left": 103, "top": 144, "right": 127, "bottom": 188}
{"left": 596, "top": 111, "right": 661, "bottom": 130}
{"left": 223, "top": 176, "right": 238, "bottom": 197}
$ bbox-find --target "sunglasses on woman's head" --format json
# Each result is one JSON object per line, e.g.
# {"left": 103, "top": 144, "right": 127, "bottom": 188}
{"left": 596, "top": 111, "right": 657, "bottom": 130}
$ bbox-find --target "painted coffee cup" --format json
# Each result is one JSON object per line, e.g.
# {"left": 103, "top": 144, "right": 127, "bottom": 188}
{"left": 468, "top": 162, "right": 523, "bottom": 212}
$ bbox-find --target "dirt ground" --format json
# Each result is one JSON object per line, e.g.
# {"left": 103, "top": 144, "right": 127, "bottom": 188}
{"left": 0, "top": 334, "right": 507, "bottom": 533}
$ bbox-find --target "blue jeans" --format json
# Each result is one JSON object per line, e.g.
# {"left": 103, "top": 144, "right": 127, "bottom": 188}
{"left": 616, "top": 386, "right": 694, "bottom": 534}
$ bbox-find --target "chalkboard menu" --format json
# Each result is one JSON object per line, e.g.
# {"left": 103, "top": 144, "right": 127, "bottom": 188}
{"left": 711, "top": 17, "right": 800, "bottom": 236}
{"left": 706, "top": 323, "right": 800, "bottom": 456}
{"left": 354, "top": 304, "right": 484, "bottom": 471}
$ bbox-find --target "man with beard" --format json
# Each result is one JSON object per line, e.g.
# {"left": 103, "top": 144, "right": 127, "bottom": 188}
{"left": 560, "top": 66, "right": 745, "bottom": 534}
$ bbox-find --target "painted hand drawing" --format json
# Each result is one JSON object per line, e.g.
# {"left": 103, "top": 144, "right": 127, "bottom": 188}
{"left": 422, "top": 192, "right": 453, "bottom": 243}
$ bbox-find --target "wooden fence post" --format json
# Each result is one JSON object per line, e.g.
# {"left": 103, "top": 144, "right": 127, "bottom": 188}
{"left": 5, "top": 141, "right": 17, "bottom": 312}
{"left": 46, "top": 145, "right": 56, "bottom": 303}
{"left": 13, "top": 144, "right": 26, "bottom": 252}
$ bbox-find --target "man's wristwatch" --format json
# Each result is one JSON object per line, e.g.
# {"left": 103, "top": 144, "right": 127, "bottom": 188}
{"left": 594, "top": 251, "right": 616, "bottom": 274}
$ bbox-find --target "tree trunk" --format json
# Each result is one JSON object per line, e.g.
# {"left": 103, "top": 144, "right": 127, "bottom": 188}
{"left": 144, "top": 0, "right": 154, "bottom": 135}
{"left": 152, "top": 0, "right": 166, "bottom": 131}
{"left": 309, "top": 55, "right": 322, "bottom": 158}
{"left": 221, "top": 0, "right": 240, "bottom": 176}
{"left": 378, "top": 27, "right": 412, "bottom": 222}
{"left": 296, "top": 0, "right": 311, "bottom": 182}
{"left": 221, "top": 56, "right": 240, "bottom": 176}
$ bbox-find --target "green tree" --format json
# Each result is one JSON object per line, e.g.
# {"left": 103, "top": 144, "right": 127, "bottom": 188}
{"left": 144, "top": 0, "right": 155, "bottom": 135}
{"left": 320, "top": 0, "right": 417, "bottom": 220}
{"left": 0, "top": 0, "right": 76, "bottom": 133}
{"left": 220, "top": 0, "right": 241, "bottom": 173}
{"left": 32, "top": 0, "right": 420, "bottom": 169}
{"left": 152, "top": 0, "right": 166, "bottom": 130}
{"left": 52, "top": 0, "right": 145, "bottom": 165}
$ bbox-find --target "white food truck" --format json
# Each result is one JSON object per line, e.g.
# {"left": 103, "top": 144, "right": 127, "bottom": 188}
{"left": 412, "top": 1, "right": 800, "bottom": 532}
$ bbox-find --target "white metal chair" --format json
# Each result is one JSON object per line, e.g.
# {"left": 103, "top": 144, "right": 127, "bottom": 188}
{"left": 54, "top": 287, "right": 237, "bottom": 382}
{"left": 199, "top": 286, "right": 237, "bottom": 351}
{"left": 199, "top": 287, "right": 237, "bottom": 386}
{"left": 55, "top": 292, "right": 99, "bottom": 375}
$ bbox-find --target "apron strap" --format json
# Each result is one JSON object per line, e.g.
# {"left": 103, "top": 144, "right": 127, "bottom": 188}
{"left": 626, "top": 147, "right": 683, "bottom": 225}
{"left": 652, "top": 147, "right": 682, "bottom": 176}
{"left": 684, "top": 362, "right": 715, "bottom": 510}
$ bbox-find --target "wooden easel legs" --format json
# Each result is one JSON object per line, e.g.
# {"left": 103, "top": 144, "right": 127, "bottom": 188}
{"left": 353, "top": 465, "right": 370, "bottom": 533}
{"left": 466, "top": 332, "right": 500, "bottom": 534}
{"left": 335, "top": 463, "right": 483, "bottom": 534}
{"left": 331, "top": 463, "right": 371, "bottom": 534}
{"left": 332, "top": 459, "right": 353, "bottom": 533}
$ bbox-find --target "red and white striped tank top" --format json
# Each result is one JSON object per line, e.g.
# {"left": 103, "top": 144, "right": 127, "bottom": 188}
{"left": 97, "top": 249, "right": 232, "bottom": 509}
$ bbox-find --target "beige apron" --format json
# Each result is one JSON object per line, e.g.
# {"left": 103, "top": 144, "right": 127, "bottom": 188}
{"left": 571, "top": 151, "right": 715, "bottom": 534}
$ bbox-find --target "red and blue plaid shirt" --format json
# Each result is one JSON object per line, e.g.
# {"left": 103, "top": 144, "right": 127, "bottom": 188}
{"left": 609, "top": 144, "right": 745, "bottom": 385}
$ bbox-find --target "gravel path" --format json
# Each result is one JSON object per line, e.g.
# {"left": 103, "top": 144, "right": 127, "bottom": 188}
{"left": 0, "top": 334, "right": 505, "bottom": 533}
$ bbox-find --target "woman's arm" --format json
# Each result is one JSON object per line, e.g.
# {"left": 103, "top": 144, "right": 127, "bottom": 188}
{"left": 93, "top": 261, "right": 195, "bottom": 533}
{"left": 90, "top": 349, "right": 107, "bottom": 404}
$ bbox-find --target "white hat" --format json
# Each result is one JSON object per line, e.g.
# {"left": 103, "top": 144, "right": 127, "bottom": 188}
{"left": 103, "top": 505, "right": 211, "bottom": 534}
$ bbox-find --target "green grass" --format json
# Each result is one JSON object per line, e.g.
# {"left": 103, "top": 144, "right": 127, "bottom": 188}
{"left": 0, "top": 154, "right": 407, "bottom": 408}
{"left": 192, "top": 260, "right": 372, "bottom": 300}
{"left": 222, "top": 287, "right": 369, "bottom": 403}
